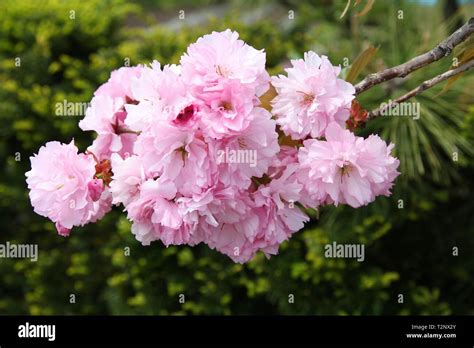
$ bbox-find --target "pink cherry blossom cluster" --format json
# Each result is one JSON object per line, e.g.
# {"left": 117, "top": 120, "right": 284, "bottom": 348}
{"left": 25, "top": 29, "right": 400, "bottom": 263}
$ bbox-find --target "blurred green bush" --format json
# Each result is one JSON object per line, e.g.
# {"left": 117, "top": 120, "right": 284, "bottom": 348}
{"left": 0, "top": 0, "right": 472, "bottom": 315}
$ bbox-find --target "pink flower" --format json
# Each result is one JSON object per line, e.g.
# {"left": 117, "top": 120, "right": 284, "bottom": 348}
{"left": 210, "top": 107, "right": 280, "bottom": 189}
{"left": 175, "top": 180, "right": 307, "bottom": 263}
{"left": 134, "top": 121, "right": 215, "bottom": 196}
{"left": 130, "top": 221, "right": 156, "bottom": 246}
{"left": 360, "top": 135, "right": 400, "bottom": 197}
{"left": 82, "top": 65, "right": 144, "bottom": 135}
{"left": 298, "top": 123, "right": 400, "bottom": 208}
{"left": 271, "top": 51, "right": 355, "bottom": 139}
{"left": 80, "top": 94, "right": 137, "bottom": 160}
{"left": 252, "top": 164, "right": 309, "bottom": 246}
{"left": 198, "top": 175, "right": 308, "bottom": 263}
{"left": 265, "top": 146, "right": 319, "bottom": 208}
{"left": 177, "top": 188, "right": 219, "bottom": 232}
{"left": 79, "top": 95, "right": 124, "bottom": 135}
{"left": 80, "top": 66, "right": 144, "bottom": 160}
{"left": 198, "top": 79, "right": 257, "bottom": 138}
{"left": 95, "top": 65, "right": 143, "bottom": 100}
{"left": 124, "top": 63, "right": 164, "bottom": 132}
{"left": 129, "top": 61, "right": 180, "bottom": 102}
{"left": 181, "top": 29, "right": 270, "bottom": 98}
{"left": 126, "top": 179, "right": 193, "bottom": 246}
{"left": 25, "top": 141, "right": 111, "bottom": 234}
{"left": 204, "top": 221, "right": 262, "bottom": 264}
{"left": 125, "top": 62, "right": 199, "bottom": 133}
{"left": 198, "top": 190, "right": 262, "bottom": 263}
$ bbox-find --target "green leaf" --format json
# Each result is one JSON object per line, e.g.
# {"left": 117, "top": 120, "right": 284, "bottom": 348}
{"left": 346, "top": 45, "right": 378, "bottom": 83}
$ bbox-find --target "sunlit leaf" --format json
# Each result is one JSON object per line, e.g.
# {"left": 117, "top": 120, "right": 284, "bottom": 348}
{"left": 346, "top": 45, "right": 378, "bottom": 83}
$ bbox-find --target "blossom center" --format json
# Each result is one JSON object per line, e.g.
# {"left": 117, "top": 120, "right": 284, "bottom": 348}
{"left": 177, "top": 145, "right": 188, "bottom": 162}
{"left": 220, "top": 101, "right": 233, "bottom": 111}
{"left": 299, "top": 91, "right": 315, "bottom": 106}
{"left": 340, "top": 164, "right": 352, "bottom": 177}
{"left": 215, "top": 65, "right": 230, "bottom": 77}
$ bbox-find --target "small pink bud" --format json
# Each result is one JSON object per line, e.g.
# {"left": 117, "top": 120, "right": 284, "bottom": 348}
{"left": 88, "top": 178, "right": 104, "bottom": 201}
{"left": 55, "top": 222, "right": 71, "bottom": 237}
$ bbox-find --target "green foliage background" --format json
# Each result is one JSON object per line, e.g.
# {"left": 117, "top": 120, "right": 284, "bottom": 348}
{"left": 0, "top": 0, "right": 473, "bottom": 315}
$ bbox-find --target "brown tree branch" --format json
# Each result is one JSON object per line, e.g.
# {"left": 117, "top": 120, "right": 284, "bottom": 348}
{"left": 355, "top": 17, "right": 474, "bottom": 95}
{"left": 368, "top": 59, "right": 474, "bottom": 118}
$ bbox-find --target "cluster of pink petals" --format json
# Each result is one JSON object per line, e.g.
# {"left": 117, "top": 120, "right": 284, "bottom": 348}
{"left": 108, "top": 30, "right": 287, "bottom": 262}
{"left": 298, "top": 123, "right": 400, "bottom": 208}
{"left": 271, "top": 51, "right": 355, "bottom": 139}
{"left": 79, "top": 66, "right": 144, "bottom": 160}
{"left": 25, "top": 141, "right": 111, "bottom": 236}
{"left": 26, "top": 29, "right": 400, "bottom": 263}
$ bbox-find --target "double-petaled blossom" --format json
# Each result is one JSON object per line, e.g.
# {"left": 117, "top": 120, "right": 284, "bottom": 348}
{"left": 25, "top": 141, "right": 111, "bottom": 236}
{"left": 80, "top": 66, "right": 144, "bottom": 160}
{"left": 298, "top": 123, "right": 400, "bottom": 208}
{"left": 271, "top": 51, "right": 355, "bottom": 139}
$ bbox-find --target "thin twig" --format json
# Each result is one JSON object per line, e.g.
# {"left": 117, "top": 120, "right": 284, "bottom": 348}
{"left": 355, "top": 17, "right": 474, "bottom": 95}
{"left": 368, "top": 59, "right": 474, "bottom": 118}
